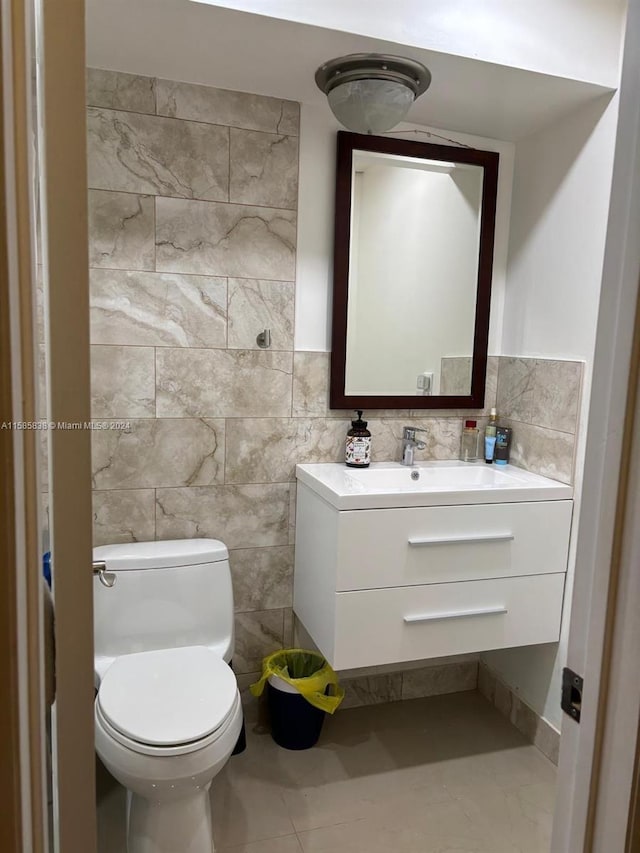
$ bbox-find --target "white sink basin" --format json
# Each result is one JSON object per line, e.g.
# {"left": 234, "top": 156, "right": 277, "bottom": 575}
{"left": 296, "top": 461, "right": 573, "bottom": 509}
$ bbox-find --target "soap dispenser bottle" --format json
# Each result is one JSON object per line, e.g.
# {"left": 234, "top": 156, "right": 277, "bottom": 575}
{"left": 345, "top": 411, "right": 371, "bottom": 468}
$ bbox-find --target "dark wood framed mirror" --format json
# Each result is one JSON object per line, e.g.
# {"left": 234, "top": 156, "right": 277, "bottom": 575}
{"left": 330, "top": 131, "right": 499, "bottom": 409}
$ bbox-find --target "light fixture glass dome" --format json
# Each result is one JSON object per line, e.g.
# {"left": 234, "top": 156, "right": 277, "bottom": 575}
{"left": 315, "top": 53, "right": 431, "bottom": 135}
{"left": 327, "top": 79, "right": 416, "bottom": 135}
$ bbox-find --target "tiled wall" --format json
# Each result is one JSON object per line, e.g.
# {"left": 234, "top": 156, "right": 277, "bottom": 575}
{"left": 442, "top": 355, "right": 582, "bottom": 483}
{"left": 478, "top": 661, "right": 559, "bottom": 764}
{"left": 86, "top": 69, "right": 580, "bottom": 686}
{"left": 496, "top": 357, "right": 583, "bottom": 483}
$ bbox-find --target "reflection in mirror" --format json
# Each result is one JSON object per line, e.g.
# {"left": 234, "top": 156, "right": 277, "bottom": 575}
{"left": 331, "top": 132, "right": 499, "bottom": 410}
{"left": 346, "top": 151, "right": 483, "bottom": 396}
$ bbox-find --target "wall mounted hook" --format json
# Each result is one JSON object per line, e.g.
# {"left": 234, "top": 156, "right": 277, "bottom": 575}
{"left": 256, "top": 329, "right": 271, "bottom": 348}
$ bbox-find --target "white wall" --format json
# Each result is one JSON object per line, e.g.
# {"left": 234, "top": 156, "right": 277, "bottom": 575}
{"left": 483, "top": 92, "right": 620, "bottom": 730}
{"left": 297, "top": 84, "right": 622, "bottom": 732}
{"left": 294, "top": 105, "right": 515, "bottom": 353}
{"left": 346, "top": 164, "right": 480, "bottom": 395}
{"left": 195, "top": 0, "right": 626, "bottom": 87}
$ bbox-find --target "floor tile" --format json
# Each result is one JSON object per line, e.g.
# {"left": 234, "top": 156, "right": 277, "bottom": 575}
{"left": 210, "top": 765, "right": 296, "bottom": 848}
{"left": 220, "top": 832, "right": 304, "bottom": 852}
{"left": 96, "top": 758, "right": 127, "bottom": 853}
{"left": 96, "top": 692, "right": 556, "bottom": 853}
{"left": 297, "top": 798, "right": 521, "bottom": 852}
{"left": 455, "top": 784, "right": 554, "bottom": 853}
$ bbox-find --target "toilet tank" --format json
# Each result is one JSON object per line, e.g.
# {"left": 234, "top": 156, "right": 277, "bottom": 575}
{"left": 93, "top": 539, "right": 235, "bottom": 680}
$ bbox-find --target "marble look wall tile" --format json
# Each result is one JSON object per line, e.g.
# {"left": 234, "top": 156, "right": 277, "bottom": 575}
{"left": 92, "top": 488, "right": 156, "bottom": 546}
{"left": 225, "top": 418, "right": 347, "bottom": 484}
{"left": 234, "top": 667, "right": 262, "bottom": 725}
{"left": 485, "top": 355, "right": 499, "bottom": 411}
{"left": 478, "top": 662, "right": 560, "bottom": 765}
{"left": 227, "top": 279, "right": 294, "bottom": 350}
{"left": 292, "top": 614, "right": 319, "bottom": 651}
{"left": 330, "top": 407, "right": 413, "bottom": 420}
{"left": 87, "top": 68, "right": 156, "bottom": 114}
{"left": 230, "top": 546, "right": 294, "bottom": 612}
{"left": 478, "top": 662, "right": 497, "bottom": 706}
{"left": 292, "top": 352, "right": 330, "bottom": 417}
{"left": 401, "top": 662, "right": 478, "bottom": 700}
{"left": 505, "top": 419, "right": 575, "bottom": 484}
{"left": 283, "top": 607, "right": 294, "bottom": 647}
{"left": 87, "top": 108, "right": 229, "bottom": 201}
{"left": 407, "top": 407, "right": 488, "bottom": 420}
{"left": 155, "top": 484, "right": 290, "bottom": 549}
{"left": 494, "top": 679, "right": 514, "bottom": 720}
{"left": 233, "top": 609, "right": 284, "bottom": 673}
{"left": 288, "top": 483, "right": 296, "bottom": 545}
{"left": 510, "top": 695, "right": 539, "bottom": 744}
{"left": 440, "top": 357, "right": 472, "bottom": 396}
{"left": 156, "top": 348, "right": 292, "bottom": 417}
{"left": 368, "top": 417, "right": 463, "bottom": 463}
{"left": 156, "top": 79, "right": 299, "bottom": 136}
{"left": 91, "top": 418, "right": 225, "bottom": 489}
{"left": 341, "top": 674, "right": 403, "bottom": 709}
{"left": 531, "top": 359, "right": 582, "bottom": 434}
{"left": 498, "top": 357, "right": 582, "bottom": 435}
{"left": 234, "top": 668, "right": 272, "bottom": 729}
{"left": 229, "top": 128, "right": 298, "bottom": 209}
{"left": 90, "top": 269, "right": 227, "bottom": 348}
{"left": 155, "top": 197, "right": 296, "bottom": 280}
{"left": 291, "top": 352, "right": 498, "bottom": 421}
{"left": 90, "top": 345, "right": 155, "bottom": 417}
{"left": 496, "top": 357, "right": 536, "bottom": 423}
{"left": 88, "top": 190, "right": 154, "bottom": 270}
{"left": 292, "top": 351, "right": 412, "bottom": 420}
{"left": 533, "top": 717, "right": 560, "bottom": 766}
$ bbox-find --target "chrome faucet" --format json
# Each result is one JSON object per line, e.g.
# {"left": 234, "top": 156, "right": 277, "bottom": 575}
{"left": 400, "top": 426, "right": 428, "bottom": 466}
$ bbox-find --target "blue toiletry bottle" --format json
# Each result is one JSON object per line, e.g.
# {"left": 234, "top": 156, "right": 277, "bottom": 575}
{"left": 484, "top": 407, "right": 498, "bottom": 463}
{"left": 494, "top": 426, "right": 512, "bottom": 465}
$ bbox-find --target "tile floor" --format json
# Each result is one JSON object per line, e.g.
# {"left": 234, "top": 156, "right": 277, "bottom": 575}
{"left": 97, "top": 691, "right": 556, "bottom": 853}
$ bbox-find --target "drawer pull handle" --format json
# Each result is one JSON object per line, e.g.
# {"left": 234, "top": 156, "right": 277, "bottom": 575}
{"left": 407, "top": 533, "right": 514, "bottom": 547}
{"left": 404, "top": 606, "right": 508, "bottom": 624}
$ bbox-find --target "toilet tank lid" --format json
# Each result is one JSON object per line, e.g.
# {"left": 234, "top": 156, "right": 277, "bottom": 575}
{"left": 93, "top": 538, "right": 228, "bottom": 571}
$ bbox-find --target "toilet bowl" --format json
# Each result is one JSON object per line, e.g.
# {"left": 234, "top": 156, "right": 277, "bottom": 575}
{"left": 93, "top": 539, "right": 243, "bottom": 853}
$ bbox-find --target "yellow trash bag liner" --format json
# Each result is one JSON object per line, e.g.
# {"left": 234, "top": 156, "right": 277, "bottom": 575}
{"left": 250, "top": 649, "right": 344, "bottom": 714}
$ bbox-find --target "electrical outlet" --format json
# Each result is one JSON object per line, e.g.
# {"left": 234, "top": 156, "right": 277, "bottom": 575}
{"left": 416, "top": 372, "right": 433, "bottom": 394}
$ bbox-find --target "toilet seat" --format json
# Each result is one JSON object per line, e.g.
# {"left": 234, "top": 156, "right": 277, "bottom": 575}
{"left": 95, "top": 692, "right": 242, "bottom": 757}
{"left": 97, "top": 646, "right": 239, "bottom": 755}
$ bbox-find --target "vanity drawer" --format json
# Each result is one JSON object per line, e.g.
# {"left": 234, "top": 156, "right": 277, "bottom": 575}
{"left": 335, "top": 500, "right": 572, "bottom": 590}
{"left": 332, "top": 573, "right": 565, "bottom": 670}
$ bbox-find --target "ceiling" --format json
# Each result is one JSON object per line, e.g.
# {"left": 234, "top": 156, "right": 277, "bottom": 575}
{"left": 191, "top": 0, "right": 625, "bottom": 87}
{"left": 86, "top": 0, "right": 615, "bottom": 141}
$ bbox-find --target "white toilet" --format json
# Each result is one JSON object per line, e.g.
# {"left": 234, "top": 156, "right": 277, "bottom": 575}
{"left": 93, "top": 538, "right": 244, "bottom": 853}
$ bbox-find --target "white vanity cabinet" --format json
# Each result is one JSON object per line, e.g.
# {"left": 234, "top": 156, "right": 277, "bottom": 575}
{"left": 293, "top": 462, "right": 573, "bottom": 670}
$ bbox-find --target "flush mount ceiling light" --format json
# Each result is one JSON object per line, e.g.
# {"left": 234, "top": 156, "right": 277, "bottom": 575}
{"left": 315, "top": 53, "right": 431, "bottom": 135}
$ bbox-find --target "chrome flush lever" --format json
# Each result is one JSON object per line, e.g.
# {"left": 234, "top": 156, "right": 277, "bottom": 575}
{"left": 93, "top": 560, "right": 116, "bottom": 588}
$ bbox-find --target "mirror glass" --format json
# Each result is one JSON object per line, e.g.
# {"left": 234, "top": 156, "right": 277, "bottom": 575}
{"left": 331, "top": 132, "right": 499, "bottom": 410}
{"left": 347, "top": 151, "right": 483, "bottom": 396}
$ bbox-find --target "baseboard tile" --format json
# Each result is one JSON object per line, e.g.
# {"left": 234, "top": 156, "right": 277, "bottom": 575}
{"left": 478, "top": 661, "right": 560, "bottom": 765}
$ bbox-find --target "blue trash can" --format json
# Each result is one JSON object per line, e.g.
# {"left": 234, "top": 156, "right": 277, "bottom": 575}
{"left": 266, "top": 674, "right": 326, "bottom": 750}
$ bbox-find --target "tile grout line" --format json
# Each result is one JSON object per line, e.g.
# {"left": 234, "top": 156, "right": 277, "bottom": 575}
{"left": 89, "top": 263, "right": 295, "bottom": 284}
{"left": 88, "top": 183, "right": 299, "bottom": 213}
{"left": 86, "top": 98, "right": 301, "bottom": 138}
